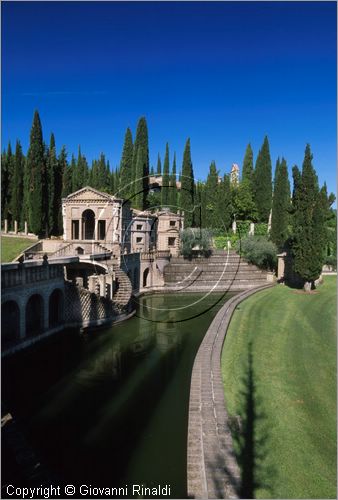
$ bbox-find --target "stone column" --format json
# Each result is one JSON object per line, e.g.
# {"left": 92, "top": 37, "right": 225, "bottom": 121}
{"left": 88, "top": 275, "right": 97, "bottom": 293}
{"left": 14, "top": 220, "right": 18, "bottom": 234}
{"left": 99, "top": 275, "right": 106, "bottom": 297}
{"left": 232, "top": 219, "right": 237, "bottom": 235}
{"left": 43, "top": 296, "right": 49, "bottom": 331}
{"left": 4, "top": 219, "right": 8, "bottom": 233}
{"left": 19, "top": 300, "right": 26, "bottom": 340}
{"left": 267, "top": 209, "right": 272, "bottom": 233}
{"left": 24, "top": 221, "right": 28, "bottom": 235}
{"left": 79, "top": 219, "right": 83, "bottom": 241}
{"left": 249, "top": 222, "right": 255, "bottom": 236}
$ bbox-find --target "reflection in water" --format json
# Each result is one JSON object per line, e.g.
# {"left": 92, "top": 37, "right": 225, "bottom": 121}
{"left": 3, "top": 292, "right": 234, "bottom": 498}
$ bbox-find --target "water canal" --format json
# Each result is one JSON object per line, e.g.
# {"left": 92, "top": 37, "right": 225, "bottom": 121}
{"left": 3, "top": 292, "right": 235, "bottom": 498}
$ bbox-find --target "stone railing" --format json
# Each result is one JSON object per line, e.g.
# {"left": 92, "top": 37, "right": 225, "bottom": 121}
{"left": 2, "top": 260, "right": 64, "bottom": 289}
{"left": 140, "top": 250, "right": 170, "bottom": 261}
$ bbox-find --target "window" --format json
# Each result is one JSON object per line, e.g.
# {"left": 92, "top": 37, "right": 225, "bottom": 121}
{"left": 136, "top": 237, "right": 143, "bottom": 243}
{"left": 136, "top": 224, "right": 143, "bottom": 230}
{"left": 98, "top": 220, "right": 106, "bottom": 240}
{"left": 168, "top": 237, "right": 176, "bottom": 247}
{"left": 169, "top": 220, "right": 176, "bottom": 227}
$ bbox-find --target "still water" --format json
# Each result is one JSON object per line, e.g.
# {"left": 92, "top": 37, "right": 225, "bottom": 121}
{"left": 3, "top": 292, "right": 234, "bottom": 498}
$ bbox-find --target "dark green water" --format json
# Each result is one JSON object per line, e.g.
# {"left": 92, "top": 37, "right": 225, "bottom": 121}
{"left": 3, "top": 292, "right": 233, "bottom": 498}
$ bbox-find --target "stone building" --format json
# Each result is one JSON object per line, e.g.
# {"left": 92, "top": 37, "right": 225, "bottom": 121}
{"left": 155, "top": 209, "right": 184, "bottom": 257}
{"left": 62, "top": 186, "right": 132, "bottom": 255}
{"left": 129, "top": 210, "right": 156, "bottom": 254}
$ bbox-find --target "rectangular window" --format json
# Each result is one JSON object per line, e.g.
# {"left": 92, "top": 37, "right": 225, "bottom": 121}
{"left": 72, "top": 220, "right": 79, "bottom": 240}
{"left": 168, "top": 237, "right": 176, "bottom": 247}
{"left": 136, "top": 224, "right": 143, "bottom": 230}
{"left": 136, "top": 237, "right": 143, "bottom": 243}
{"left": 169, "top": 220, "right": 176, "bottom": 227}
{"left": 98, "top": 220, "right": 106, "bottom": 240}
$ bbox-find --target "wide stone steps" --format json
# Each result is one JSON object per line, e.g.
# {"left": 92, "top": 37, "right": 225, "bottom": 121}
{"left": 113, "top": 268, "right": 133, "bottom": 306}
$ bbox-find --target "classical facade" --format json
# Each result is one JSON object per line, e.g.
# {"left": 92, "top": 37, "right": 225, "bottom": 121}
{"left": 62, "top": 186, "right": 132, "bottom": 254}
{"left": 62, "top": 187, "right": 184, "bottom": 257}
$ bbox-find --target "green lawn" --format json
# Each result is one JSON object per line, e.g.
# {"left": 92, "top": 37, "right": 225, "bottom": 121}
{"left": 221, "top": 277, "right": 336, "bottom": 499}
{"left": 1, "top": 236, "right": 36, "bottom": 263}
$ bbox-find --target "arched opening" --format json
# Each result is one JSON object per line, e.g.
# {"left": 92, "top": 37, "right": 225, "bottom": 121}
{"left": 49, "top": 289, "right": 64, "bottom": 328}
{"left": 143, "top": 268, "right": 150, "bottom": 288}
{"left": 133, "top": 268, "right": 139, "bottom": 291}
{"left": 26, "top": 294, "right": 44, "bottom": 336}
{"left": 2, "top": 300, "right": 20, "bottom": 343}
{"left": 82, "top": 209, "right": 95, "bottom": 240}
{"left": 75, "top": 246, "right": 84, "bottom": 255}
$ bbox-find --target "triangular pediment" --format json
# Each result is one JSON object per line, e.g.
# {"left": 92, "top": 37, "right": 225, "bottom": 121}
{"left": 65, "top": 186, "right": 114, "bottom": 202}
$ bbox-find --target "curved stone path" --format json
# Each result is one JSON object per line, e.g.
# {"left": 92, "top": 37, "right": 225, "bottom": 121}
{"left": 187, "top": 284, "right": 274, "bottom": 499}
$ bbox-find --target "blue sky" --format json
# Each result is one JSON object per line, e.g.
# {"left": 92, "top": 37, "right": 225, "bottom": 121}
{"left": 2, "top": 1, "right": 337, "bottom": 194}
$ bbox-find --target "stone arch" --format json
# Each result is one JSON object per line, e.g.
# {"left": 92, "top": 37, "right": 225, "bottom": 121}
{"left": 2, "top": 300, "right": 20, "bottom": 343}
{"left": 133, "top": 268, "right": 139, "bottom": 291}
{"left": 75, "top": 246, "right": 84, "bottom": 255}
{"left": 143, "top": 267, "right": 150, "bottom": 288}
{"left": 82, "top": 209, "right": 96, "bottom": 240}
{"left": 26, "top": 294, "right": 44, "bottom": 336}
{"left": 49, "top": 288, "right": 64, "bottom": 328}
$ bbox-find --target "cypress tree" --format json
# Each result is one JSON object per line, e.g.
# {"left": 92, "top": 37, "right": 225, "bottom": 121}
{"left": 217, "top": 174, "right": 232, "bottom": 231}
{"left": 150, "top": 165, "right": 154, "bottom": 176}
{"left": 232, "top": 179, "right": 257, "bottom": 221}
{"left": 253, "top": 136, "right": 272, "bottom": 222}
{"left": 134, "top": 147, "right": 144, "bottom": 210}
{"left": 132, "top": 117, "right": 150, "bottom": 208}
{"left": 47, "top": 133, "right": 58, "bottom": 235}
{"left": 11, "top": 141, "right": 24, "bottom": 229}
{"left": 169, "top": 153, "right": 178, "bottom": 211}
{"left": 119, "top": 127, "right": 133, "bottom": 199}
{"left": 26, "top": 111, "right": 46, "bottom": 236}
{"left": 270, "top": 157, "right": 291, "bottom": 249}
{"left": 161, "top": 143, "right": 170, "bottom": 207}
{"left": 156, "top": 154, "right": 162, "bottom": 175}
{"left": 242, "top": 143, "right": 254, "bottom": 188}
{"left": 2, "top": 143, "right": 14, "bottom": 225}
{"left": 61, "top": 147, "right": 72, "bottom": 198}
{"left": 205, "top": 161, "right": 219, "bottom": 228}
{"left": 292, "top": 144, "right": 323, "bottom": 289}
{"left": 180, "top": 138, "right": 195, "bottom": 227}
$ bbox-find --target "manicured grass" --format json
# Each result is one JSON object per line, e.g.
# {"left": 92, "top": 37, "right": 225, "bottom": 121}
{"left": 1, "top": 236, "right": 36, "bottom": 262}
{"left": 221, "top": 277, "right": 336, "bottom": 499}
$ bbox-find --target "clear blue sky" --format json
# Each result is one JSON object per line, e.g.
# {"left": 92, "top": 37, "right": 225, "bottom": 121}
{"left": 2, "top": 1, "right": 337, "bottom": 194}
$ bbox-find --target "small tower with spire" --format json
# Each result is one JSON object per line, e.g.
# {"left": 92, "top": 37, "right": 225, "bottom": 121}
{"left": 230, "top": 163, "right": 240, "bottom": 186}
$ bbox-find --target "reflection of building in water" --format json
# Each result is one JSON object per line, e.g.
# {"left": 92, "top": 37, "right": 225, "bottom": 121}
{"left": 79, "top": 344, "right": 122, "bottom": 382}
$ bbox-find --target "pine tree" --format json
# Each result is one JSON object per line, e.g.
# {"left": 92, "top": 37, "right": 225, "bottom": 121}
{"left": 180, "top": 138, "right": 195, "bottom": 227}
{"left": 161, "top": 143, "right": 170, "bottom": 207}
{"left": 132, "top": 117, "right": 150, "bottom": 208}
{"left": 242, "top": 143, "right": 254, "bottom": 188}
{"left": 270, "top": 157, "right": 291, "bottom": 249}
{"left": 119, "top": 127, "right": 133, "bottom": 199}
{"left": 253, "top": 136, "right": 272, "bottom": 222}
{"left": 11, "top": 141, "right": 25, "bottom": 229}
{"left": 292, "top": 144, "right": 324, "bottom": 289}
{"left": 156, "top": 154, "right": 162, "bottom": 175}
{"left": 217, "top": 174, "right": 232, "bottom": 231}
{"left": 26, "top": 111, "right": 46, "bottom": 236}
{"left": 169, "top": 152, "right": 178, "bottom": 211}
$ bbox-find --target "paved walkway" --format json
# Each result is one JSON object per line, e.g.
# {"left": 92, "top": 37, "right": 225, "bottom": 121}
{"left": 187, "top": 284, "right": 274, "bottom": 499}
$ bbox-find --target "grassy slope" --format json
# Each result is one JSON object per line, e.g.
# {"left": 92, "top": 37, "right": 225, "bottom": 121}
{"left": 221, "top": 277, "right": 336, "bottom": 499}
{"left": 1, "top": 236, "right": 35, "bottom": 262}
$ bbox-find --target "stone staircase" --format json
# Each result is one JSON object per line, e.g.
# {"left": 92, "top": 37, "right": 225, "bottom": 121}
{"left": 113, "top": 268, "right": 133, "bottom": 307}
{"left": 163, "top": 249, "right": 270, "bottom": 291}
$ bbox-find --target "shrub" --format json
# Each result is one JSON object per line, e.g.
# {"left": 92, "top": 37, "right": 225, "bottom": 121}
{"left": 324, "top": 255, "right": 337, "bottom": 270}
{"left": 181, "top": 228, "right": 212, "bottom": 258}
{"left": 254, "top": 223, "right": 268, "bottom": 236}
{"left": 237, "top": 235, "right": 277, "bottom": 271}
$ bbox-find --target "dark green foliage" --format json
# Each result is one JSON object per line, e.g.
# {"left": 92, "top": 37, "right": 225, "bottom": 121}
{"left": 161, "top": 143, "right": 170, "bottom": 207}
{"left": 118, "top": 127, "right": 133, "bottom": 198}
{"left": 270, "top": 157, "right": 291, "bottom": 250}
{"left": 132, "top": 117, "right": 150, "bottom": 209}
{"left": 1, "top": 143, "right": 14, "bottom": 225}
{"left": 61, "top": 148, "right": 72, "bottom": 198}
{"left": 291, "top": 145, "right": 327, "bottom": 287}
{"left": 26, "top": 111, "right": 46, "bottom": 236}
{"left": 11, "top": 141, "right": 25, "bottom": 228}
{"left": 47, "top": 133, "right": 62, "bottom": 235}
{"left": 169, "top": 153, "right": 178, "bottom": 211}
{"left": 156, "top": 154, "right": 162, "bottom": 175}
{"left": 147, "top": 191, "right": 161, "bottom": 210}
{"left": 150, "top": 165, "right": 154, "bottom": 176}
{"left": 134, "top": 147, "right": 144, "bottom": 210}
{"left": 180, "top": 138, "right": 195, "bottom": 227}
{"left": 253, "top": 136, "right": 272, "bottom": 222}
{"left": 232, "top": 179, "right": 257, "bottom": 221}
{"left": 217, "top": 174, "right": 232, "bottom": 230}
{"left": 205, "top": 161, "right": 219, "bottom": 228}
{"left": 181, "top": 228, "right": 212, "bottom": 258}
{"left": 242, "top": 143, "right": 254, "bottom": 188}
{"left": 237, "top": 235, "right": 277, "bottom": 270}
